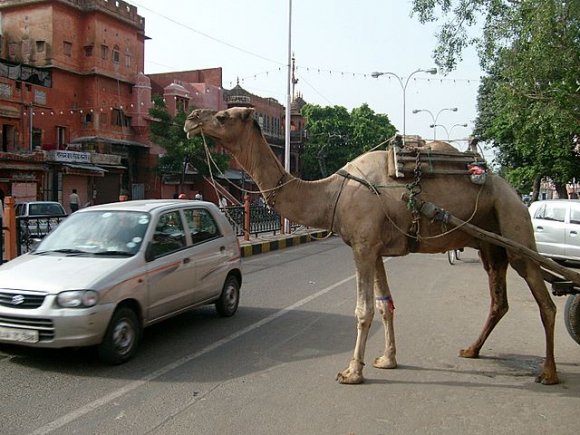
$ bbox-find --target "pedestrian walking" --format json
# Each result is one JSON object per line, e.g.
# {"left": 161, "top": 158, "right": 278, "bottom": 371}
{"left": 69, "top": 189, "right": 80, "bottom": 213}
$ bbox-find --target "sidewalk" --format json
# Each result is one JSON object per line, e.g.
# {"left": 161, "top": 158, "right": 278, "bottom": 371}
{"left": 238, "top": 227, "right": 332, "bottom": 257}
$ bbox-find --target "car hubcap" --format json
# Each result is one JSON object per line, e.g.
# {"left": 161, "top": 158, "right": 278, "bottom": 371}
{"left": 112, "top": 319, "right": 134, "bottom": 355}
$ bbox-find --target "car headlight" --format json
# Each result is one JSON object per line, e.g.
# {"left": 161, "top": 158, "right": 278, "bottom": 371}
{"left": 57, "top": 290, "right": 99, "bottom": 308}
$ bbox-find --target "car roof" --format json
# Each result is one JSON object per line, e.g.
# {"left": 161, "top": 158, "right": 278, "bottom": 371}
{"left": 17, "top": 201, "right": 63, "bottom": 205}
{"left": 76, "top": 199, "right": 218, "bottom": 214}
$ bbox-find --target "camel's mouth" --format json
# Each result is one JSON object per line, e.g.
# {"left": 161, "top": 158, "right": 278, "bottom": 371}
{"left": 184, "top": 122, "right": 202, "bottom": 139}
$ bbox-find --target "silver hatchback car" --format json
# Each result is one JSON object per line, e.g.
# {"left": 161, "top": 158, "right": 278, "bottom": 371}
{"left": 529, "top": 199, "right": 580, "bottom": 262}
{"left": 0, "top": 200, "right": 242, "bottom": 364}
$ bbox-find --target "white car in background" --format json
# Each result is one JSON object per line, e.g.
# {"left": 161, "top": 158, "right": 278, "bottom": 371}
{"left": 529, "top": 199, "right": 580, "bottom": 262}
{"left": 0, "top": 200, "right": 242, "bottom": 364}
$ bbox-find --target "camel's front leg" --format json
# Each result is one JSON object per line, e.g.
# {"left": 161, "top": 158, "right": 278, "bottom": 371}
{"left": 372, "top": 257, "right": 397, "bottom": 369}
{"left": 337, "top": 262, "right": 375, "bottom": 384}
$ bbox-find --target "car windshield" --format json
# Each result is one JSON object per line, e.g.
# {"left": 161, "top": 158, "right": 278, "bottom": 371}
{"left": 34, "top": 210, "right": 151, "bottom": 256}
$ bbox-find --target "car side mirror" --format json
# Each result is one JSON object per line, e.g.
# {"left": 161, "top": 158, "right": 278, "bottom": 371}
{"left": 144, "top": 242, "right": 155, "bottom": 262}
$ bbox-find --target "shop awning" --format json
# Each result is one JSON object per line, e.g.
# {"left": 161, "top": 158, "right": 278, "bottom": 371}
{"left": 217, "top": 169, "right": 247, "bottom": 181}
{"left": 62, "top": 163, "right": 106, "bottom": 177}
{"left": 0, "top": 161, "right": 47, "bottom": 171}
{"left": 70, "top": 136, "right": 150, "bottom": 148}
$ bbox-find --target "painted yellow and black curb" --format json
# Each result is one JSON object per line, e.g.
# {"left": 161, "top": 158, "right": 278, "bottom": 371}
{"left": 240, "top": 230, "right": 331, "bottom": 257}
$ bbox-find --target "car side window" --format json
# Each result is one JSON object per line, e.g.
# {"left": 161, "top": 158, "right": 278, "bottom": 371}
{"left": 184, "top": 208, "right": 221, "bottom": 244}
{"left": 150, "top": 211, "right": 186, "bottom": 258}
{"left": 536, "top": 203, "right": 566, "bottom": 222}
{"left": 570, "top": 205, "right": 580, "bottom": 225}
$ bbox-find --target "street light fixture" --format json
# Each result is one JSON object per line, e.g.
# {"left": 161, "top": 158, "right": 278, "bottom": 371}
{"left": 429, "top": 123, "right": 469, "bottom": 141}
{"left": 412, "top": 107, "right": 458, "bottom": 140}
{"left": 371, "top": 67, "right": 437, "bottom": 145}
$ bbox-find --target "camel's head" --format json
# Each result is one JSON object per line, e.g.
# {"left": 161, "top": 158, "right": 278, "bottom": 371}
{"left": 184, "top": 107, "right": 256, "bottom": 151}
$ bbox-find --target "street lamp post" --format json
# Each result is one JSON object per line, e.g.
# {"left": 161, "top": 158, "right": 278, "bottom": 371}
{"left": 429, "top": 123, "right": 469, "bottom": 141}
{"left": 371, "top": 68, "right": 437, "bottom": 145}
{"left": 412, "top": 107, "right": 458, "bottom": 140}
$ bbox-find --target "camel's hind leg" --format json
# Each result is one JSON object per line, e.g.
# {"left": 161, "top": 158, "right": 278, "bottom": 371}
{"left": 372, "top": 256, "right": 397, "bottom": 369}
{"left": 508, "top": 254, "right": 558, "bottom": 384}
{"left": 460, "top": 243, "right": 509, "bottom": 358}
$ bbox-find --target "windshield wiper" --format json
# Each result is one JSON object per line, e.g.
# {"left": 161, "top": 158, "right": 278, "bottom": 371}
{"left": 92, "top": 250, "right": 133, "bottom": 257}
{"left": 33, "top": 248, "right": 91, "bottom": 255}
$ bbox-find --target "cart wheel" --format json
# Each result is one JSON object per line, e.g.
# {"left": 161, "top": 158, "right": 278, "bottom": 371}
{"left": 447, "top": 250, "right": 456, "bottom": 265}
{"left": 564, "top": 294, "right": 580, "bottom": 345}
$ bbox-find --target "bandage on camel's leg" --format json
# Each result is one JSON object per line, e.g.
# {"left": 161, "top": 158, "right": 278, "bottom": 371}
{"left": 336, "top": 251, "right": 375, "bottom": 384}
{"left": 372, "top": 256, "right": 397, "bottom": 369}
{"left": 460, "top": 243, "right": 509, "bottom": 359}
{"left": 507, "top": 254, "right": 559, "bottom": 385}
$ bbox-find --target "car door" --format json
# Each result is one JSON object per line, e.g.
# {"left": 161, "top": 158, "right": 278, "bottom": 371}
{"left": 183, "top": 207, "right": 228, "bottom": 303}
{"left": 565, "top": 203, "right": 580, "bottom": 260}
{"left": 531, "top": 201, "right": 568, "bottom": 257}
{"left": 145, "top": 209, "right": 194, "bottom": 321}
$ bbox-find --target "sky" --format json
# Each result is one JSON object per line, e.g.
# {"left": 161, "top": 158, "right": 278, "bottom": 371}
{"left": 126, "top": 0, "right": 484, "bottom": 150}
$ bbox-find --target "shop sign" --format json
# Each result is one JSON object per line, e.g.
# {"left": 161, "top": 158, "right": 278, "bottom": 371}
{"left": 91, "top": 153, "right": 122, "bottom": 165}
{"left": 47, "top": 150, "right": 91, "bottom": 163}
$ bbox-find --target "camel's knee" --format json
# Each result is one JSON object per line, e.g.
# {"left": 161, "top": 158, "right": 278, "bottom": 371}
{"left": 355, "top": 307, "right": 374, "bottom": 330}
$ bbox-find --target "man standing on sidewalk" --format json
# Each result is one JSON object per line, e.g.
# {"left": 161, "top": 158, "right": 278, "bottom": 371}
{"left": 69, "top": 189, "right": 80, "bottom": 213}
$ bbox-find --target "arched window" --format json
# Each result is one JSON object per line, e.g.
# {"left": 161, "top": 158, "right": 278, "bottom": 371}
{"left": 112, "top": 45, "right": 120, "bottom": 64}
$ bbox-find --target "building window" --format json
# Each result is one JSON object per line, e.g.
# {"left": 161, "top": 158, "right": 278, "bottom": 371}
{"left": 84, "top": 45, "right": 93, "bottom": 57}
{"left": 112, "top": 45, "right": 120, "bottom": 64}
{"left": 83, "top": 112, "right": 93, "bottom": 126}
{"left": 34, "top": 89, "right": 47, "bottom": 105}
{"left": 101, "top": 45, "right": 109, "bottom": 60}
{"left": 176, "top": 97, "right": 187, "bottom": 113}
{"left": 32, "top": 128, "right": 42, "bottom": 149}
{"left": 36, "top": 41, "right": 45, "bottom": 52}
{"left": 56, "top": 126, "right": 66, "bottom": 147}
{"left": 0, "top": 83, "right": 12, "bottom": 98}
{"left": 112, "top": 109, "right": 131, "bottom": 127}
{"left": 125, "top": 49, "right": 131, "bottom": 68}
{"left": 63, "top": 41, "right": 72, "bottom": 57}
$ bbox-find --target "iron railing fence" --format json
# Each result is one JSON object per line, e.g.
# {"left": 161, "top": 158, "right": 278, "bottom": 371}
{"left": 222, "top": 205, "right": 282, "bottom": 237}
{"left": 17, "top": 215, "right": 68, "bottom": 255}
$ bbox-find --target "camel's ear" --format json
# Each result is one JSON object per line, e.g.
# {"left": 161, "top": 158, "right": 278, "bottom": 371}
{"left": 240, "top": 108, "right": 255, "bottom": 121}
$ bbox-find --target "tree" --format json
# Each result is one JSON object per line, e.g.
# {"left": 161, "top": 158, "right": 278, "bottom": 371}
{"left": 412, "top": 0, "right": 580, "bottom": 196}
{"left": 301, "top": 103, "right": 396, "bottom": 180}
{"left": 148, "top": 97, "right": 229, "bottom": 179}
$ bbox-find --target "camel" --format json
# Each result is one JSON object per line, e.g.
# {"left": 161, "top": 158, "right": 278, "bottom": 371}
{"left": 184, "top": 106, "right": 559, "bottom": 385}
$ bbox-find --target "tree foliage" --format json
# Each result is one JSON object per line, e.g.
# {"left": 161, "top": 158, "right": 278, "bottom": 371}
{"left": 300, "top": 103, "right": 396, "bottom": 180}
{"left": 411, "top": 0, "right": 580, "bottom": 197}
{"left": 148, "top": 96, "right": 229, "bottom": 177}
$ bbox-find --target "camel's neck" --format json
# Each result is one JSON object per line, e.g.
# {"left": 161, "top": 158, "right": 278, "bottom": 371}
{"left": 225, "top": 129, "right": 337, "bottom": 230}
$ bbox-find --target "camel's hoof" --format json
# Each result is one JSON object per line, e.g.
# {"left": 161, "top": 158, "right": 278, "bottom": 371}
{"left": 336, "top": 370, "right": 364, "bottom": 384}
{"left": 373, "top": 355, "right": 397, "bottom": 369}
{"left": 459, "top": 347, "right": 479, "bottom": 358}
{"left": 535, "top": 372, "right": 559, "bottom": 385}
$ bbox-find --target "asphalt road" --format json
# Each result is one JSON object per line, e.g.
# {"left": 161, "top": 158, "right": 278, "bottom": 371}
{"left": 1, "top": 237, "right": 579, "bottom": 435}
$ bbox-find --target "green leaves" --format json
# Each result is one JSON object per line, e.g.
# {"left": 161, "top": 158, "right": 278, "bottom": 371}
{"left": 148, "top": 97, "right": 229, "bottom": 177}
{"left": 300, "top": 103, "right": 396, "bottom": 180}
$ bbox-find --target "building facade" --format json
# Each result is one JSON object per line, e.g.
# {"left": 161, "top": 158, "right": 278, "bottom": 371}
{"left": 0, "top": 0, "right": 150, "bottom": 211}
{"left": 0, "top": 0, "right": 306, "bottom": 210}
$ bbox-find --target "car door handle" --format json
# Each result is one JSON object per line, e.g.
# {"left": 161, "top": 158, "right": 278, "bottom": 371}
{"left": 536, "top": 226, "right": 544, "bottom": 231}
{"left": 183, "top": 257, "right": 191, "bottom": 264}
{"left": 570, "top": 231, "right": 578, "bottom": 236}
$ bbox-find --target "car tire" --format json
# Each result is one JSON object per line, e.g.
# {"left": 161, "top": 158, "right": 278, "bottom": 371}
{"left": 97, "top": 307, "right": 141, "bottom": 364}
{"left": 447, "top": 250, "right": 456, "bottom": 265}
{"left": 564, "top": 294, "right": 580, "bottom": 345}
{"left": 215, "top": 275, "right": 240, "bottom": 317}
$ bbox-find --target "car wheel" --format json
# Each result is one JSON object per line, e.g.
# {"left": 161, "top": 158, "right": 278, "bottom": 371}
{"left": 447, "top": 250, "right": 456, "bottom": 265}
{"left": 215, "top": 276, "right": 240, "bottom": 317}
{"left": 97, "top": 307, "right": 141, "bottom": 364}
{"left": 564, "top": 294, "right": 580, "bottom": 345}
